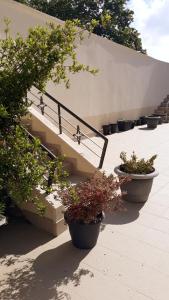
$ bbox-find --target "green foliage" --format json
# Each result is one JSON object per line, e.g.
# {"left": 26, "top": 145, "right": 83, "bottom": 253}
{"left": 0, "top": 19, "right": 96, "bottom": 126}
{"left": 0, "top": 126, "right": 45, "bottom": 212}
{"left": 16, "top": 0, "right": 146, "bottom": 53}
{"left": 0, "top": 20, "right": 95, "bottom": 214}
{"left": 120, "top": 152, "right": 157, "bottom": 175}
{"left": 0, "top": 126, "right": 70, "bottom": 214}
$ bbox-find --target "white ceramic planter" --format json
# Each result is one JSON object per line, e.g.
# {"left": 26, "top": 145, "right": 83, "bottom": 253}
{"left": 114, "top": 166, "right": 159, "bottom": 203}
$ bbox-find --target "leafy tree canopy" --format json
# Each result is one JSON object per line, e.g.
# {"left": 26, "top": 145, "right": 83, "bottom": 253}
{"left": 16, "top": 0, "right": 146, "bottom": 53}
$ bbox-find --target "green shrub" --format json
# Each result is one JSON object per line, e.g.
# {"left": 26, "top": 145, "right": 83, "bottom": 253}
{"left": 0, "top": 19, "right": 97, "bottom": 214}
{"left": 120, "top": 152, "right": 157, "bottom": 174}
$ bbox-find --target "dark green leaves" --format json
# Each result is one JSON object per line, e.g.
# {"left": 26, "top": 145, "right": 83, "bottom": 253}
{"left": 16, "top": 0, "right": 146, "bottom": 52}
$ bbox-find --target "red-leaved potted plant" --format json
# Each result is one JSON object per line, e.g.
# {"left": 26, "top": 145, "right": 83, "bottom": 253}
{"left": 59, "top": 173, "right": 126, "bottom": 249}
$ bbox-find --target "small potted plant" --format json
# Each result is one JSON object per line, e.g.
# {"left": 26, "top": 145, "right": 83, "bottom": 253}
{"left": 114, "top": 152, "right": 158, "bottom": 203}
{"left": 58, "top": 173, "right": 125, "bottom": 249}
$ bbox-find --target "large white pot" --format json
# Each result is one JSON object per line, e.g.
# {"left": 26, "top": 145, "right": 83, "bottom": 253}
{"left": 114, "top": 166, "right": 159, "bottom": 203}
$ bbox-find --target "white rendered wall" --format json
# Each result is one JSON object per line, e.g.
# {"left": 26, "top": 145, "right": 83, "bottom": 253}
{"left": 1, "top": 0, "right": 169, "bottom": 130}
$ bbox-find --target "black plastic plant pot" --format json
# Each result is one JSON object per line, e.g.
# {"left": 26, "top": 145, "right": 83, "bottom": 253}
{"left": 109, "top": 123, "right": 118, "bottom": 134}
{"left": 146, "top": 116, "right": 161, "bottom": 129}
{"left": 117, "top": 120, "right": 126, "bottom": 131}
{"left": 102, "top": 124, "right": 110, "bottom": 136}
{"left": 131, "top": 121, "right": 135, "bottom": 129}
{"left": 117, "top": 120, "right": 132, "bottom": 132}
{"left": 135, "top": 119, "right": 142, "bottom": 126}
{"left": 140, "top": 116, "right": 147, "bottom": 125}
{"left": 152, "top": 114, "right": 163, "bottom": 124}
{"left": 65, "top": 213, "right": 104, "bottom": 249}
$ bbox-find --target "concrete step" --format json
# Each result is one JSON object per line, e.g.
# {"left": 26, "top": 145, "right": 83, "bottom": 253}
{"left": 43, "top": 142, "right": 76, "bottom": 176}
{"left": 20, "top": 173, "right": 86, "bottom": 236}
{"left": 163, "top": 95, "right": 169, "bottom": 102}
{"left": 155, "top": 110, "right": 167, "bottom": 115}
{"left": 31, "top": 130, "right": 46, "bottom": 142}
{"left": 153, "top": 111, "right": 169, "bottom": 123}
{"left": 62, "top": 160, "right": 75, "bottom": 175}
{"left": 160, "top": 104, "right": 169, "bottom": 108}
{"left": 156, "top": 108, "right": 169, "bottom": 113}
{"left": 21, "top": 209, "right": 67, "bottom": 237}
{"left": 44, "top": 142, "right": 59, "bottom": 155}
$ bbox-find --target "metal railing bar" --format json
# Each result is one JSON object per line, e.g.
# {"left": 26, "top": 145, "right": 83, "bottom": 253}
{"left": 99, "top": 138, "right": 108, "bottom": 169}
{"left": 32, "top": 96, "right": 79, "bottom": 132}
{"left": 22, "top": 127, "right": 57, "bottom": 160}
{"left": 30, "top": 90, "right": 105, "bottom": 150}
{"left": 30, "top": 102, "right": 101, "bottom": 159}
{"left": 41, "top": 111, "right": 60, "bottom": 125}
{"left": 29, "top": 91, "right": 42, "bottom": 101}
{"left": 59, "top": 115, "right": 79, "bottom": 130}
{"left": 32, "top": 86, "right": 108, "bottom": 169}
{"left": 79, "top": 141, "right": 100, "bottom": 158}
{"left": 78, "top": 131, "right": 103, "bottom": 150}
{"left": 31, "top": 102, "right": 40, "bottom": 110}
{"left": 43, "top": 90, "right": 108, "bottom": 142}
{"left": 33, "top": 103, "right": 103, "bottom": 154}
{"left": 26, "top": 97, "right": 33, "bottom": 105}
{"left": 59, "top": 116, "right": 100, "bottom": 146}
{"left": 45, "top": 104, "right": 59, "bottom": 115}
{"left": 30, "top": 104, "right": 77, "bottom": 138}
{"left": 61, "top": 126, "right": 75, "bottom": 137}
{"left": 34, "top": 101, "right": 102, "bottom": 151}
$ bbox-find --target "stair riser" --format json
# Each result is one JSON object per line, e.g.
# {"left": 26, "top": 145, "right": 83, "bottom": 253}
{"left": 22, "top": 209, "right": 67, "bottom": 236}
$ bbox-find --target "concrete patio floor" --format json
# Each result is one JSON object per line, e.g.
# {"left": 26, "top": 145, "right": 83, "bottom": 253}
{"left": 1, "top": 123, "right": 169, "bottom": 299}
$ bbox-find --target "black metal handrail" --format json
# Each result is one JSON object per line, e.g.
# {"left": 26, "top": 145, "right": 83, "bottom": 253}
{"left": 29, "top": 87, "right": 108, "bottom": 169}
{"left": 23, "top": 126, "right": 56, "bottom": 160}
{"left": 22, "top": 126, "right": 57, "bottom": 188}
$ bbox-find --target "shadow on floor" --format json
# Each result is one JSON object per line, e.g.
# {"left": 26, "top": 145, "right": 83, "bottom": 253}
{"left": 0, "top": 241, "right": 93, "bottom": 300}
{"left": 103, "top": 201, "right": 145, "bottom": 225}
{"left": 0, "top": 219, "right": 53, "bottom": 265}
{"left": 139, "top": 127, "right": 155, "bottom": 130}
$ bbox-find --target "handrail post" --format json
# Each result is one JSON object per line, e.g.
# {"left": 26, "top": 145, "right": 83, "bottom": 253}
{"left": 99, "top": 138, "right": 108, "bottom": 169}
{"left": 37, "top": 95, "right": 47, "bottom": 115}
{"left": 58, "top": 103, "right": 62, "bottom": 134}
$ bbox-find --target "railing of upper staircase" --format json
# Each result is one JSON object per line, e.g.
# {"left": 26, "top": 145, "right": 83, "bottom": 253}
{"left": 28, "top": 87, "right": 108, "bottom": 169}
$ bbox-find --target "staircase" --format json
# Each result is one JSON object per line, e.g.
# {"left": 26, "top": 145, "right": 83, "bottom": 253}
{"left": 154, "top": 95, "right": 169, "bottom": 122}
{"left": 20, "top": 88, "right": 108, "bottom": 236}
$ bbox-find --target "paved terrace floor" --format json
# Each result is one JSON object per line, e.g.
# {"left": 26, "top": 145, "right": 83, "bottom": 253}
{"left": 1, "top": 123, "right": 169, "bottom": 300}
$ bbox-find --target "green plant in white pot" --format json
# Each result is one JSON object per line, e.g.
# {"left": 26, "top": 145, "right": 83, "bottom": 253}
{"left": 114, "top": 152, "right": 159, "bottom": 203}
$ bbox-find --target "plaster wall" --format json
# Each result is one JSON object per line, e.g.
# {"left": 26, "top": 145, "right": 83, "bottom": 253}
{"left": 0, "top": 0, "right": 169, "bottom": 130}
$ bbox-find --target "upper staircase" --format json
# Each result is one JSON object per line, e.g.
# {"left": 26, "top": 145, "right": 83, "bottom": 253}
{"left": 154, "top": 95, "right": 169, "bottom": 122}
